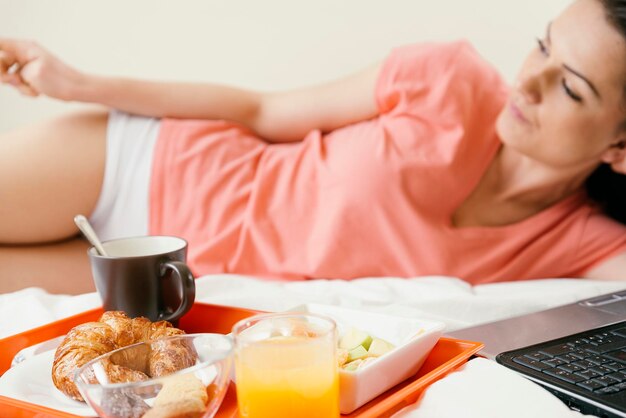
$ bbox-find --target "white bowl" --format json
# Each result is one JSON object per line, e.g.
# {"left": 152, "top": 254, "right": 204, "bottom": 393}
{"left": 288, "top": 304, "right": 445, "bottom": 414}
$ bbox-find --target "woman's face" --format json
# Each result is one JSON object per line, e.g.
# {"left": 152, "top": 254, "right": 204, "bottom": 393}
{"left": 495, "top": 0, "right": 626, "bottom": 171}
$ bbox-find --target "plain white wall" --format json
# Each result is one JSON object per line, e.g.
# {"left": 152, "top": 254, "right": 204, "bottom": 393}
{"left": 0, "top": 0, "right": 569, "bottom": 133}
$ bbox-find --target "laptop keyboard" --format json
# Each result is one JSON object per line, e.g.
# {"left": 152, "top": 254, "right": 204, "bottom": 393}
{"left": 512, "top": 325, "right": 626, "bottom": 395}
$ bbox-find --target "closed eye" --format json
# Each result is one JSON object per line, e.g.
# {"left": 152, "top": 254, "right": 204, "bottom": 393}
{"left": 535, "top": 37, "right": 584, "bottom": 103}
{"left": 562, "top": 79, "right": 582, "bottom": 102}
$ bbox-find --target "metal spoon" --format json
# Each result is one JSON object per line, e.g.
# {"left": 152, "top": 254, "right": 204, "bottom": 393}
{"left": 74, "top": 214, "right": 108, "bottom": 256}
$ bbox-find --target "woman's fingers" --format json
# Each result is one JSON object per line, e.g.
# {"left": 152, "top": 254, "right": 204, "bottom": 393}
{"left": 14, "top": 81, "right": 38, "bottom": 97}
{"left": 0, "top": 39, "right": 77, "bottom": 100}
{"left": 16, "top": 62, "right": 40, "bottom": 96}
{"left": 0, "top": 39, "right": 41, "bottom": 80}
{"left": 2, "top": 71, "right": 39, "bottom": 96}
{"left": 0, "top": 50, "right": 18, "bottom": 81}
{"left": 0, "top": 38, "right": 40, "bottom": 62}
{"left": 0, "top": 40, "right": 41, "bottom": 96}
{"left": 0, "top": 51, "right": 27, "bottom": 92}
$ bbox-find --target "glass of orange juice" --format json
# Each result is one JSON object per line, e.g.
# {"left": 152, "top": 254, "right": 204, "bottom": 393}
{"left": 232, "top": 312, "right": 339, "bottom": 418}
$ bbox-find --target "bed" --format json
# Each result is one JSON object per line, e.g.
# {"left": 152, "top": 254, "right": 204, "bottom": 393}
{"left": 2, "top": 274, "right": 624, "bottom": 417}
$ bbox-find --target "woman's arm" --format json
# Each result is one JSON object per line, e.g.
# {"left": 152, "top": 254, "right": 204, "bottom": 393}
{"left": 81, "top": 64, "right": 380, "bottom": 142}
{"left": 583, "top": 252, "right": 626, "bottom": 280}
{"left": 0, "top": 39, "right": 381, "bottom": 142}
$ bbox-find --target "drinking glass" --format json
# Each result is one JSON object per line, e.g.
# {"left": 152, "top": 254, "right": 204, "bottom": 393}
{"left": 232, "top": 312, "right": 339, "bottom": 418}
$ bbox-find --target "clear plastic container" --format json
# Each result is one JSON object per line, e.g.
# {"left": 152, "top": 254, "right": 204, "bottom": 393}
{"left": 74, "top": 333, "right": 233, "bottom": 418}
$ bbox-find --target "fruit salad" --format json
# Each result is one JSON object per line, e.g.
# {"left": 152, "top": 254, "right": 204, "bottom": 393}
{"left": 337, "top": 328, "right": 396, "bottom": 372}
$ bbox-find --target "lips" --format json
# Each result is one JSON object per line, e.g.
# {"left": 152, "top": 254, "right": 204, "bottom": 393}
{"left": 509, "top": 101, "right": 530, "bottom": 124}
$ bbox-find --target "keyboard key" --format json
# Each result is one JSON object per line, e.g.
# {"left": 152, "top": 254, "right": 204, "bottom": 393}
{"left": 539, "top": 344, "right": 575, "bottom": 357}
{"left": 558, "top": 363, "right": 586, "bottom": 374}
{"left": 582, "top": 341, "right": 626, "bottom": 354}
{"left": 513, "top": 356, "right": 550, "bottom": 371}
{"left": 568, "top": 338, "right": 590, "bottom": 347}
{"left": 614, "top": 382, "right": 626, "bottom": 391}
{"left": 593, "top": 376, "right": 618, "bottom": 387}
{"left": 601, "top": 336, "right": 626, "bottom": 344}
{"left": 596, "top": 386, "right": 621, "bottom": 395}
{"left": 587, "top": 355, "right": 610, "bottom": 365}
{"left": 524, "top": 352, "right": 551, "bottom": 362}
{"left": 589, "top": 365, "right": 615, "bottom": 375}
{"left": 611, "top": 327, "right": 626, "bottom": 338}
{"left": 543, "top": 358, "right": 568, "bottom": 368}
{"left": 575, "top": 369, "right": 603, "bottom": 380}
{"left": 578, "top": 344, "right": 595, "bottom": 353}
{"left": 572, "top": 359, "right": 597, "bottom": 369}
{"left": 604, "top": 362, "right": 626, "bottom": 372}
{"left": 607, "top": 371, "right": 626, "bottom": 382}
{"left": 544, "top": 368, "right": 586, "bottom": 384}
{"left": 577, "top": 379, "right": 606, "bottom": 391}
{"left": 587, "top": 339, "right": 607, "bottom": 347}
{"left": 557, "top": 354, "right": 582, "bottom": 363}
{"left": 569, "top": 349, "right": 591, "bottom": 359}
{"left": 605, "top": 350, "right": 626, "bottom": 364}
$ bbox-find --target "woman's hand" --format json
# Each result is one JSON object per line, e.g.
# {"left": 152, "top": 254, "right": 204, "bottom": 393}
{"left": 0, "top": 39, "right": 84, "bottom": 101}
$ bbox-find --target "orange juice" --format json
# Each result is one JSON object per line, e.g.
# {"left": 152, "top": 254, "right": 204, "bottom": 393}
{"left": 235, "top": 335, "right": 339, "bottom": 418}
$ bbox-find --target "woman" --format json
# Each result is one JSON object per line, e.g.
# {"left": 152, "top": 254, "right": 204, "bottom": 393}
{"left": 1, "top": 0, "right": 625, "bottom": 294}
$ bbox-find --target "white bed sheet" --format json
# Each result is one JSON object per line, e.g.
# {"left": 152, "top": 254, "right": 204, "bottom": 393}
{"left": 2, "top": 275, "right": 626, "bottom": 417}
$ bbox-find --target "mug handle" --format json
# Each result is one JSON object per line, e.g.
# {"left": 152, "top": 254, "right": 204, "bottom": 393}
{"left": 158, "top": 260, "right": 196, "bottom": 323}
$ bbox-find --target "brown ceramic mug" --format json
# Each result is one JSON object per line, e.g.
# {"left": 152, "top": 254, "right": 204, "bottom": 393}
{"left": 88, "top": 236, "right": 196, "bottom": 324}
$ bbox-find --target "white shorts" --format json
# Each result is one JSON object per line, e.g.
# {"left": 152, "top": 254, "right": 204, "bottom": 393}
{"left": 88, "top": 110, "right": 160, "bottom": 241}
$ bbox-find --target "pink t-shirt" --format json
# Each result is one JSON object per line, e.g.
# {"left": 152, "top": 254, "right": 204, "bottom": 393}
{"left": 149, "top": 41, "right": 626, "bottom": 284}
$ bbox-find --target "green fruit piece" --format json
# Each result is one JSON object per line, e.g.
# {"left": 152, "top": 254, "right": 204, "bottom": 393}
{"left": 339, "top": 328, "right": 373, "bottom": 350}
{"left": 367, "top": 338, "right": 395, "bottom": 357}
{"left": 347, "top": 345, "right": 368, "bottom": 362}
{"left": 337, "top": 348, "right": 349, "bottom": 367}
{"left": 343, "top": 359, "right": 363, "bottom": 371}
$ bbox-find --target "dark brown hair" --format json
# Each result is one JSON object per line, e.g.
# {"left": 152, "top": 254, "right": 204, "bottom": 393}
{"left": 584, "top": 0, "right": 626, "bottom": 224}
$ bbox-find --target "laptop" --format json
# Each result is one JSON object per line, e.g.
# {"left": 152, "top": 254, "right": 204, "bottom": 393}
{"left": 448, "top": 289, "right": 626, "bottom": 418}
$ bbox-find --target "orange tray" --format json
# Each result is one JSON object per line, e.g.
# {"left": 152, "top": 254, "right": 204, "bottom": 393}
{"left": 0, "top": 303, "right": 483, "bottom": 418}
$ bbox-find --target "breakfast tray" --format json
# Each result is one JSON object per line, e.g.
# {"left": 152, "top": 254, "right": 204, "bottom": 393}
{"left": 0, "top": 302, "right": 483, "bottom": 418}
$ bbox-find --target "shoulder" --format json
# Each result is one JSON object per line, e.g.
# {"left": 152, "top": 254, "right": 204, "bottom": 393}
{"left": 383, "top": 40, "right": 500, "bottom": 81}
{"left": 389, "top": 39, "right": 474, "bottom": 60}
{"left": 376, "top": 40, "right": 507, "bottom": 118}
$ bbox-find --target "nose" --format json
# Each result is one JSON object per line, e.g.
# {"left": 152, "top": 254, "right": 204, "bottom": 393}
{"left": 517, "top": 69, "right": 543, "bottom": 104}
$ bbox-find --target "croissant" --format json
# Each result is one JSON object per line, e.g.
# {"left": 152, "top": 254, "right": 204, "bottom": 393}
{"left": 52, "top": 311, "right": 188, "bottom": 401}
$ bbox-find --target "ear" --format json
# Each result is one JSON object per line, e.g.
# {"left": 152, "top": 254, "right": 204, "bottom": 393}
{"left": 601, "top": 140, "right": 626, "bottom": 174}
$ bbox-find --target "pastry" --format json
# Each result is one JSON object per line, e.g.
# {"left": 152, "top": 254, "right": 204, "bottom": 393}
{"left": 52, "top": 311, "right": 188, "bottom": 401}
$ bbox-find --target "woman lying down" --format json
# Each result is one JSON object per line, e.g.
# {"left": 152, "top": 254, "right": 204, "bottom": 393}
{"left": 1, "top": 0, "right": 626, "bottom": 293}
